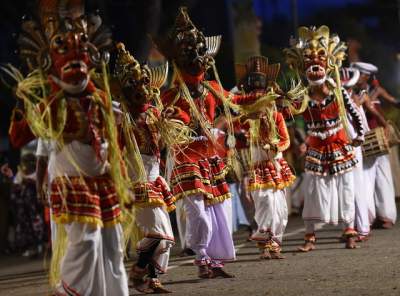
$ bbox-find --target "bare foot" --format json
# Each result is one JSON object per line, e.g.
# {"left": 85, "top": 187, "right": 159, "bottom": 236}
{"left": 198, "top": 265, "right": 212, "bottom": 279}
{"left": 149, "top": 278, "right": 172, "bottom": 294}
{"left": 298, "top": 241, "right": 316, "bottom": 252}
{"left": 345, "top": 236, "right": 358, "bottom": 249}
{"left": 259, "top": 248, "right": 272, "bottom": 260}
{"left": 210, "top": 267, "right": 235, "bottom": 278}
{"left": 270, "top": 250, "right": 285, "bottom": 259}
{"left": 129, "top": 265, "right": 154, "bottom": 294}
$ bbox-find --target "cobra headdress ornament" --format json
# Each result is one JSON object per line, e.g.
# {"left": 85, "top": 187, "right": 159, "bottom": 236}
{"left": 285, "top": 25, "right": 346, "bottom": 86}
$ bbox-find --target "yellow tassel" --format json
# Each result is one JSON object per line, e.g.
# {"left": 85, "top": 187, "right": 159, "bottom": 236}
{"left": 333, "top": 65, "right": 351, "bottom": 141}
{"left": 100, "top": 62, "right": 131, "bottom": 206}
{"left": 172, "top": 63, "right": 216, "bottom": 144}
{"left": 49, "top": 224, "right": 68, "bottom": 287}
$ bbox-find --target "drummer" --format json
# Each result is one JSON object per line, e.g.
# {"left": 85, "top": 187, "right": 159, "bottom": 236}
{"left": 340, "top": 67, "right": 373, "bottom": 241}
{"left": 352, "top": 62, "right": 397, "bottom": 229}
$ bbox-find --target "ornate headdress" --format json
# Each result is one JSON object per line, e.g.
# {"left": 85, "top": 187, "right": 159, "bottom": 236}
{"left": 114, "top": 42, "right": 169, "bottom": 91}
{"left": 284, "top": 25, "right": 347, "bottom": 77}
{"left": 155, "top": 7, "right": 221, "bottom": 61}
{"left": 18, "top": 0, "right": 112, "bottom": 72}
{"left": 236, "top": 56, "right": 281, "bottom": 83}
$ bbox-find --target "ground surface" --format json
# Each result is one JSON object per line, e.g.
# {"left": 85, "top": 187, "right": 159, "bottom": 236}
{"left": 0, "top": 210, "right": 399, "bottom": 296}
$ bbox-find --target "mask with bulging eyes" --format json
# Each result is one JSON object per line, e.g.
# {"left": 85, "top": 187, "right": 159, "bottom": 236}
{"left": 175, "top": 29, "right": 208, "bottom": 76}
{"left": 246, "top": 73, "right": 267, "bottom": 92}
{"left": 49, "top": 28, "right": 91, "bottom": 91}
{"left": 285, "top": 26, "right": 347, "bottom": 87}
{"left": 303, "top": 44, "right": 328, "bottom": 85}
{"left": 114, "top": 43, "right": 154, "bottom": 107}
{"left": 122, "top": 66, "right": 152, "bottom": 106}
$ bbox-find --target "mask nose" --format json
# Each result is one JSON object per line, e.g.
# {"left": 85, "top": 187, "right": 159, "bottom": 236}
{"left": 69, "top": 33, "right": 81, "bottom": 55}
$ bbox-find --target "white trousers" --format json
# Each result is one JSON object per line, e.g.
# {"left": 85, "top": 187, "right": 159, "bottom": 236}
{"left": 290, "top": 173, "right": 305, "bottom": 210}
{"left": 389, "top": 145, "right": 400, "bottom": 197}
{"left": 49, "top": 208, "right": 57, "bottom": 251}
{"left": 251, "top": 189, "right": 288, "bottom": 243}
{"left": 175, "top": 199, "right": 187, "bottom": 249}
{"left": 365, "top": 154, "right": 397, "bottom": 224}
{"left": 353, "top": 147, "right": 372, "bottom": 235}
{"left": 302, "top": 171, "right": 355, "bottom": 229}
{"left": 56, "top": 223, "right": 129, "bottom": 296}
{"left": 183, "top": 194, "right": 235, "bottom": 266}
{"left": 136, "top": 206, "right": 174, "bottom": 273}
{"left": 229, "top": 183, "right": 250, "bottom": 233}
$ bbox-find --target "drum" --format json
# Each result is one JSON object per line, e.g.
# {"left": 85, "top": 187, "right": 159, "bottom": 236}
{"left": 361, "top": 127, "right": 389, "bottom": 158}
{"left": 387, "top": 121, "right": 400, "bottom": 147}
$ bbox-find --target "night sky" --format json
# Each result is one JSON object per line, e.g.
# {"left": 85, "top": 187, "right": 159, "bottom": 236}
{"left": 253, "top": 0, "right": 369, "bottom": 21}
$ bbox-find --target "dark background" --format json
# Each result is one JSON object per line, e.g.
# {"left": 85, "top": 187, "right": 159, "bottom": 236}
{"left": 0, "top": 0, "right": 399, "bottom": 168}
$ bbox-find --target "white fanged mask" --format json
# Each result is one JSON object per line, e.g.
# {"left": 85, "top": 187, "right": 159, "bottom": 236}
{"left": 51, "top": 75, "right": 89, "bottom": 95}
{"left": 306, "top": 64, "right": 327, "bottom": 86}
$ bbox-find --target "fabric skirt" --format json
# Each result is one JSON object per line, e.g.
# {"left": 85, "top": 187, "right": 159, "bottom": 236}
{"left": 50, "top": 175, "right": 121, "bottom": 227}
{"left": 248, "top": 158, "right": 295, "bottom": 191}
{"left": 170, "top": 156, "right": 230, "bottom": 206}
{"left": 305, "top": 143, "right": 357, "bottom": 176}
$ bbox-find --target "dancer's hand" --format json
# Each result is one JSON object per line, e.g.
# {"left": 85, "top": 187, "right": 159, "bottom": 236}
{"left": 352, "top": 138, "right": 363, "bottom": 147}
{"left": 263, "top": 143, "right": 278, "bottom": 152}
{"left": 298, "top": 143, "right": 307, "bottom": 156}
{"left": 162, "top": 107, "right": 175, "bottom": 119}
{"left": 191, "top": 135, "right": 208, "bottom": 142}
{"left": 1, "top": 163, "right": 13, "bottom": 179}
{"left": 37, "top": 186, "right": 49, "bottom": 207}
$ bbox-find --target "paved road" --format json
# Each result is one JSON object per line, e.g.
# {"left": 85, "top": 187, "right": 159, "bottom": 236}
{"left": 1, "top": 210, "right": 399, "bottom": 296}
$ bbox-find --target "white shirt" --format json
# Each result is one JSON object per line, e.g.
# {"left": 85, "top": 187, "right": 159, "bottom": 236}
{"left": 37, "top": 139, "right": 108, "bottom": 182}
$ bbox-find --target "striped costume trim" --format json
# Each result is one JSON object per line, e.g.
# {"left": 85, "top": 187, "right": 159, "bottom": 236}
{"left": 51, "top": 175, "right": 121, "bottom": 227}
{"left": 247, "top": 158, "right": 296, "bottom": 192}
{"left": 131, "top": 178, "right": 176, "bottom": 212}
{"left": 62, "top": 280, "right": 81, "bottom": 296}
{"left": 171, "top": 156, "right": 231, "bottom": 205}
{"left": 305, "top": 144, "right": 357, "bottom": 176}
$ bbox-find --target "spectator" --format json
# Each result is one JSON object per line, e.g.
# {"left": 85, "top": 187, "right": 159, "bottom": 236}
{"left": 0, "top": 160, "right": 12, "bottom": 252}
{"left": 9, "top": 153, "right": 46, "bottom": 257}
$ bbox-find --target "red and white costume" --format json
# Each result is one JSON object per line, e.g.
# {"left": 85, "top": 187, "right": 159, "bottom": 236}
{"left": 10, "top": 80, "right": 129, "bottom": 296}
{"left": 300, "top": 87, "right": 364, "bottom": 235}
{"left": 244, "top": 112, "right": 295, "bottom": 249}
{"left": 126, "top": 104, "right": 175, "bottom": 273}
{"left": 162, "top": 75, "right": 256, "bottom": 267}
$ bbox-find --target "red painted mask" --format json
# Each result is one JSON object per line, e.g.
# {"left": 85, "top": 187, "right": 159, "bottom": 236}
{"left": 303, "top": 45, "right": 328, "bottom": 84}
{"left": 49, "top": 29, "right": 91, "bottom": 86}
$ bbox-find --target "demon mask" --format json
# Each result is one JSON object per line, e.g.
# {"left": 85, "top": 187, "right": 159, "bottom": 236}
{"left": 236, "top": 56, "right": 280, "bottom": 93}
{"left": 156, "top": 7, "right": 221, "bottom": 76}
{"left": 17, "top": 0, "right": 112, "bottom": 95}
{"left": 285, "top": 26, "right": 346, "bottom": 87}
{"left": 114, "top": 42, "right": 168, "bottom": 108}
